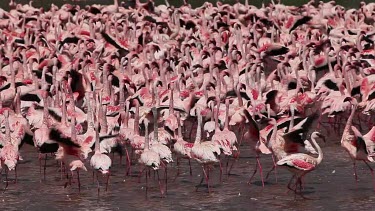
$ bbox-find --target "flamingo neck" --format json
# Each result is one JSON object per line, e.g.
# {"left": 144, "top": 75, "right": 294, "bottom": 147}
{"left": 4, "top": 112, "right": 11, "bottom": 144}
{"left": 224, "top": 99, "right": 230, "bottom": 130}
{"left": 315, "top": 138, "right": 324, "bottom": 165}
{"left": 145, "top": 120, "right": 150, "bottom": 150}
{"left": 94, "top": 126, "right": 100, "bottom": 152}
{"left": 123, "top": 102, "right": 129, "bottom": 128}
{"left": 342, "top": 105, "right": 356, "bottom": 143}
{"left": 134, "top": 102, "right": 140, "bottom": 135}
{"left": 270, "top": 121, "right": 278, "bottom": 148}
{"left": 169, "top": 88, "right": 174, "bottom": 114}
{"left": 62, "top": 96, "right": 67, "bottom": 125}
{"left": 214, "top": 98, "right": 220, "bottom": 131}
{"left": 177, "top": 113, "right": 182, "bottom": 138}
{"left": 71, "top": 116, "right": 76, "bottom": 142}
{"left": 152, "top": 107, "right": 158, "bottom": 143}
{"left": 194, "top": 109, "right": 202, "bottom": 145}
{"left": 288, "top": 105, "right": 295, "bottom": 132}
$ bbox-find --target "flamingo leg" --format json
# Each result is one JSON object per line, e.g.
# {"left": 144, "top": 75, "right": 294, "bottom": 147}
{"left": 248, "top": 155, "right": 264, "bottom": 187}
{"left": 257, "top": 155, "right": 265, "bottom": 187}
{"left": 196, "top": 176, "right": 204, "bottom": 192}
{"left": 138, "top": 167, "right": 145, "bottom": 183}
{"left": 145, "top": 167, "right": 148, "bottom": 196}
{"left": 39, "top": 153, "right": 42, "bottom": 181}
{"left": 60, "top": 161, "right": 64, "bottom": 180}
{"left": 225, "top": 156, "right": 230, "bottom": 176}
{"left": 77, "top": 170, "right": 81, "bottom": 193}
{"left": 188, "top": 158, "right": 192, "bottom": 176}
{"left": 296, "top": 176, "right": 310, "bottom": 200}
{"left": 97, "top": 173, "right": 100, "bottom": 197}
{"left": 125, "top": 146, "right": 131, "bottom": 176}
{"left": 173, "top": 157, "right": 180, "bottom": 181}
{"left": 219, "top": 159, "right": 223, "bottom": 182}
{"left": 156, "top": 170, "right": 164, "bottom": 196}
{"left": 238, "top": 124, "right": 245, "bottom": 145}
{"left": 105, "top": 172, "right": 110, "bottom": 192}
{"left": 248, "top": 156, "right": 258, "bottom": 185}
{"left": 227, "top": 157, "right": 236, "bottom": 176}
{"left": 14, "top": 166, "right": 17, "bottom": 184}
{"left": 44, "top": 154, "right": 47, "bottom": 181}
{"left": 164, "top": 164, "right": 168, "bottom": 194}
{"left": 287, "top": 174, "right": 296, "bottom": 192}
{"left": 265, "top": 154, "right": 278, "bottom": 182}
{"left": 4, "top": 168, "right": 8, "bottom": 192}
{"left": 364, "top": 161, "right": 375, "bottom": 191}
{"left": 353, "top": 161, "right": 358, "bottom": 182}
{"left": 202, "top": 165, "right": 210, "bottom": 193}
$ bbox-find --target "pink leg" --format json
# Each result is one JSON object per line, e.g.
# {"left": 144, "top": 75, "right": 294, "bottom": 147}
{"left": 353, "top": 161, "right": 358, "bottom": 182}
{"left": 248, "top": 156, "right": 258, "bottom": 185}
{"left": 125, "top": 147, "right": 131, "bottom": 176}
{"left": 164, "top": 164, "right": 168, "bottom": 194}
{"left": 257, "top": 156, "right": 265, "bottom": 187}
{"left": 364, "top": 161, "right": 375, "bottom": 191}
{"left": 219, "top": 159, "right": 223, "bottom": 182}
{"left": 188, "top": 158, "right": 192, "bottom": 176}
{"left": 202, "top": 165, "right": 210, "bottom": 193}
{"left": 60, "top": 161, "right": 64, "bottom": 180}
{"left": 44, "top": 154, "right": 47, "bottom": 181}
{"left": 174, "top": 157, "right": 180, "bottom": 181}
{"left": 77, "top": 170, "right": 81, "bottom": 193}
{"left": 15, "top": 166, "right": 17, "bottom": 184}
{"left": 105, "top": 172, "right": 110, "bottom": 192}
{"left": 145, "top": 167, "right": 148, "bottom": 196}
{"left": 96, "top": 173, "right": 100, "bottom": 197}
{"left": 138, "top": 167, "right": 145, "bottom": 183}
{"left": 39, "top": 153, "right": 42, "bottom": 181}
{"left": 265, "top": 154, "right": 278, "bottom": 182}
{"left": 287, "top": 174, "right": 296, "bottom": 192}
{"left": 156, "top": 170, "right": 165, "bottom": 196}
{"left": 238, "top": 124, "right": 245, "bottom": 145}
{"left": 4, "top": 168, "right": 8, "bottom": 192}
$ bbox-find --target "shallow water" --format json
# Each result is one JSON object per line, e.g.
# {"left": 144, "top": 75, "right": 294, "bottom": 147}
{"left": 1, "top": 129, "right": 375, "bottom": 210}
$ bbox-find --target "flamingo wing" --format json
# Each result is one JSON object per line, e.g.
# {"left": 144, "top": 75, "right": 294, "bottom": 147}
{"left": 243, "top": 109, "right": 259, "bottom": 140}
{"left": 282, "top": 128, "right": 306, "bottom": 153}
{"left": 289, "top": 16, "right": 312, "bottom": 33}
{"left": 277, "top": 155, "right": 315, "bottom": 171}
{"left": 49, "top": 128, "right": 81, "bottom": 148}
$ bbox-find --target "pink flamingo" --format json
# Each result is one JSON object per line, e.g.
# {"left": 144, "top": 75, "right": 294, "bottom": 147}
{"left": 138, "top": 108, "right": 163, "bottom": 196}
{"left": 191, "top": 108, "right": 221, "bottom": 193}
{"left": 90, "top": 121, "right": 112, "bottom": 196}
{"left": 277, "top": 132, "right": 325, "bottom": 198}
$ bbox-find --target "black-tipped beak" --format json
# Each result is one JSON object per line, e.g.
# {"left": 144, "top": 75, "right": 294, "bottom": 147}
{"left": 317, "top": 133, "right": 326, "bottom": 143}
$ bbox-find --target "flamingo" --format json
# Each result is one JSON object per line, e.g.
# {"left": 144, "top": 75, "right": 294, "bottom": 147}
{"left": 191, "top": 108, "right": 221, "bottom": 193}
{"left": 277, "top": 132, "right": 325, "bottom": 198}
{"left": 173, "top": 112, "right": 193, "bottom": 177}
{"left": 0, "top": 110, "right": 20, "bottom": 190}
{"left": 69, "top": 160, "right": 87, "bottom": 192}
{"left": 341, "top": 100, "right": 375, "bottom": 189}
{"left": 90, "top": 122, "right": 112, "bottom": 195}
{"left": 138, "top": 108, "right": 163, "bottom": 196}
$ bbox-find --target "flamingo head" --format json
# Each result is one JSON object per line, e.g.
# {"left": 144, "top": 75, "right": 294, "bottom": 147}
{"left": 311, "top": 132, "right": 326, "bottom": 143}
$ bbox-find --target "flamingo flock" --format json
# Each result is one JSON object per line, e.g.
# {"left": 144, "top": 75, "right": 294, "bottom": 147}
{"left": 1, "top": 0, "right": 375, "bottom": 199}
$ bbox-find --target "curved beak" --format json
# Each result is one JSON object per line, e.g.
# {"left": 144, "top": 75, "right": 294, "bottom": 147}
{"left": 316, "top": 133, "right": 326, "bottom": 143}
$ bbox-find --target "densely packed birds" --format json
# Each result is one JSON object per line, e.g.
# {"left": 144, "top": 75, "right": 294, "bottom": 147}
{"left": 0, "top": 0, "right": 375, "bottom": 198}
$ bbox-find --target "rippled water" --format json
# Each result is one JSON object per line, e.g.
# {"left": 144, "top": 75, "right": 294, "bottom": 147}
{"left": 0, "top": 127, "right": 375, "bottom": 210}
